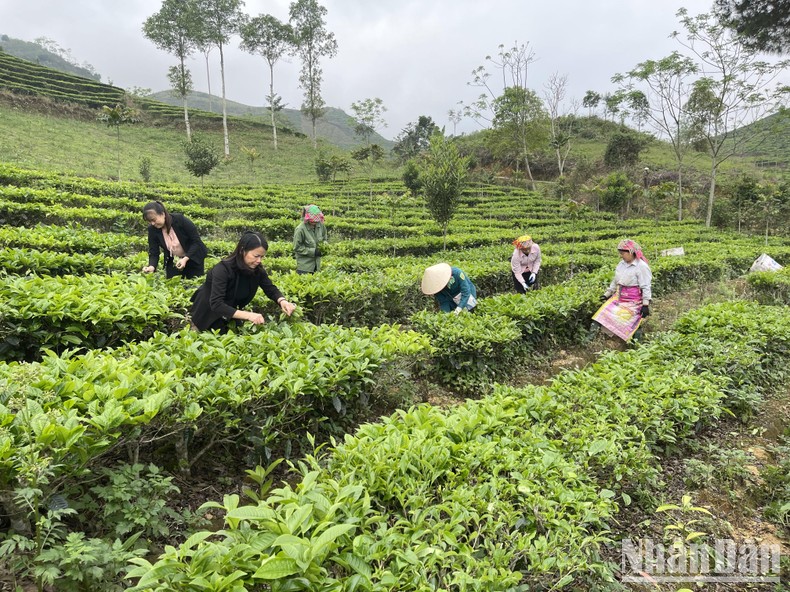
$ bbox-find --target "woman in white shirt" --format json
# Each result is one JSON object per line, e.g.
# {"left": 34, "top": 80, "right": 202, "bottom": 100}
{"left": 592, "top": 239, "right": 652, "bottom": 342}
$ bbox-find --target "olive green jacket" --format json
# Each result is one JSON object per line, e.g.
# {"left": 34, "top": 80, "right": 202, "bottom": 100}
{"left": 293, "top": 222, "right": 327, "bottom": 272}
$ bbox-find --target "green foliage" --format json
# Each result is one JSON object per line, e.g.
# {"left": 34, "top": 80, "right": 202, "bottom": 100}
{"left": 588, "top": 171, "right": 641, "bottom": 214}
{"left": 35, "top": 532, "right": 147, "bottom": 592}
{"left": 410, "top": 310, "right": 522, "bottom": 394}
{"left": 655, "top": 494, "right": 715, "bottom": 543}
{"left": 0, "top": 156, "right": 789, "bottom": 590}
{"left": 130, "top": 300, "right": 790, "bottom": 591}
{"left": 314, "top": 151, "right": 352, "bottom": 182}
{"left": 401, "top": 159, "right": 422, "bottom": 195}
{"left": 350, "top": 97, "right": 387, "bottom": 145}
{"left": 684, "top": 445, "right": 758, "bottom": 490}
{"left": 747, "top": 267, "right": 790, "bottom": 304}
{"left": 138, "top": 156, "right": 152, "bottom": 182}
{"left": 240, "top": 145, "right": 260, "bottom": 174}
{"left": 760, "top": 441, "right": 790, "bottom": 529}
{"left": 0, "top": 273, "right": 177, "bottom": 361}
{"left": 393, "top": 115, "right": 439, "bottom": 162}
{"left": 420, "top": 134, "right": 469, "bottom": 243}
{"left": 289, "top": 0, "right": 338, "bottom": 144}
{"left": 603, "top": 130, "right": 649, "bottom": 167}
{"left": 183, "top": 133, "right": 220, "bottom": 182}
{"left": 89, "top": 463, "right": 182, "bottom": 540}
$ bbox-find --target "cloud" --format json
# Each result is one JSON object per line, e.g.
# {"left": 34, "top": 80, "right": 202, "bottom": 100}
{"left": 3, "top": 0, "right": 770, "bottom": 140}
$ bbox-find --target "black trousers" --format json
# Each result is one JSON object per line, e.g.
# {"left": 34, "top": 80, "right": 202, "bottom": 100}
{"left": 512, "top": 271, "right": 538, "bottom": 293}
{"left": 165, "top": 258, "right": 204, "bottom": 279}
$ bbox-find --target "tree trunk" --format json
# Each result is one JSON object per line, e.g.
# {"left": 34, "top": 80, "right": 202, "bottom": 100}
{"left": 182, "top": 97, "right": 192, "bottom": 142}
{"left": 765, "top": 214, "right": 770, "bottom": 245}
{"left": 219, "top": 44, "right": 229, "bottom": 157}
{"left": 269, "top": 63, "right": 278, "bottom": 151}
{"left": 705, "top": 160, "right": 717, "bottom": 228}
{"left": 205, "top": 53, "right": 213, "bottom": 112}
{"left": 175, "top": 429, "right": 192, "bottom": 478}
{"left": 180, "top": 57, "right": 192, "bottom": 141}
{"left": 522, "top": 146, "right": 536, "bottom": 191}
{"left": 677, "top": 163, "right": 683, "bottom": 222}
{"left": 116, "top": 127, "right": 121, "bottom": 182}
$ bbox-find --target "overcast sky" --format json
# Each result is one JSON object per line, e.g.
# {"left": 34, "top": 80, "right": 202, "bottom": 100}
{"left": 2, "top": 0, "right": 724, "bottom": 139}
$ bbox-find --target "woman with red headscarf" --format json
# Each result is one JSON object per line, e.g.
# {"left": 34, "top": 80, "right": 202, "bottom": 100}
{"left": 293, "top": 204, "right": 327, "bottom": 274}
{"left": 591, "top": 239, "right": 652, "bottom": 342}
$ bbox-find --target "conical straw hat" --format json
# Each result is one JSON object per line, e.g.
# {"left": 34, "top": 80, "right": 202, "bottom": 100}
{"left": 421, "top": 263, "right": 452, "bottom": 295}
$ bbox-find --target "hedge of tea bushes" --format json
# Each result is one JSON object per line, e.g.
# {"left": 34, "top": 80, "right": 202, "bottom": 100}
{"left": 127, "top": 302, "right": 790, "bottom": 592}
{"left": 411, "top": 255, "right": 744, "bottom": 393}
{"left": 746, "top": 267, "right": 790, "bottom": 305}
{"left": 0, "top": 273, "right": 180, "bottom": 361}
{"left": 0, "top": 246, "right": 148, "bottom": 276}
{"left": 0, "top": 244, "right": 776, "bottom": 363}
{"left": 0, "top": 321, "right": 430, "bottom": 541}
{"left": 0, "top": 223, "right": 147, "bottom": 255}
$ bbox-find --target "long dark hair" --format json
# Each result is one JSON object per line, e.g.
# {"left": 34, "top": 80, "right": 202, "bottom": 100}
{"left": 142, "top": 201, "right": 172, "bottom": 232}
{"left": 224, "top": 231, "right": 268, "bottom": 274}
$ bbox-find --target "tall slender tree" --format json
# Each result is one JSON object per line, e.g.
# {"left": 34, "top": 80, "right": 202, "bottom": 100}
{"left": 143, "top": 0, "right": 199, "bottom": 140}
{"left": 194, "top": 32, "right": 215, "bottom": 112}
{"left": 98, "top": 103, "right": 139, "bottom": 182}
{"left": 675, "top": 9, "right": 790, "bottom": 227}
{"left": 350, "top": 97, "right": 388, "bottom": 195}
{"left": 240, "top": 14, "right": 294, "bottom": 151}
{"left": 463, "top": 42, "right": 536, "bottom": 128}
{"left": 492, "top": 86, "right": 548, "bottom": 190}
{"left": 543, "top": 73, "right": 577, "bottom": 177}
{"left": 289, "top": 0, "right": 338, "bottom": 149}
{"left": 613, "top": 52, "right": 698, "bottom": 220}
{"left": 194, "top": 0, "right": 246, "bottom": 157}
{"left": 421, "top": 133, "right": 469, "bottom": 249}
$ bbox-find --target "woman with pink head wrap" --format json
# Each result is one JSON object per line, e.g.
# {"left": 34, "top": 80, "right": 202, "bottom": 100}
{"left": 591, "top": 239, "right": 652, "bottom": 342}
{"left": 293, "top": 204, "right": 328, "bottom": 274}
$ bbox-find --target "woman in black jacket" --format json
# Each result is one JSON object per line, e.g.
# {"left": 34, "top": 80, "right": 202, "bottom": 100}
{"left": 142, "top": 201, "right": 207, "bottom": 279}
{"left": 190, "top": 231, "right": 296, "bottom": 332}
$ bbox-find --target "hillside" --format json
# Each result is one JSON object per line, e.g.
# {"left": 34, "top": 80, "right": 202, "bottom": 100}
{"left": 728, "top": 109, "right": 790, "bottom": 168}
{"left": 0, "top": 36, "right": 393, "bottom": 151}
{"left": 150, "top": 90, "right": 395, "bottom": 150}
{"left": 0, "top": 34, "right": 100, "bottom": 81}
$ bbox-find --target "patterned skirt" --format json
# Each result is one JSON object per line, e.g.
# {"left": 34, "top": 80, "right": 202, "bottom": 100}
{"left": 592, "top": 285, "right": 643, "bottom": 342}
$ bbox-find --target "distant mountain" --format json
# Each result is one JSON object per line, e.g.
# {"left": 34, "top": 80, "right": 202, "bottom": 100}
{"left": 150, "top": 90, "right": 395, "bottom": 150}
{"left": 0, "top": 35, "right": 101, "bottom": 82}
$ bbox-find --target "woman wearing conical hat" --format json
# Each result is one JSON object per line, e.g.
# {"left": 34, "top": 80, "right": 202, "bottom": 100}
{"left": 421, "top": 263, "right": 478, "bottom": 314}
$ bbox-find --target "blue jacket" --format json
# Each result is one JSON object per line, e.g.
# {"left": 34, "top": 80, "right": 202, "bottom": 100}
{"left": 435, "top": 267, "right": 477, "bottom": 312}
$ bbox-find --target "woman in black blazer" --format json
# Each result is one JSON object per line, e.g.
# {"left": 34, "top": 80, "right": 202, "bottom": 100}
{"left": 141, "top": 201, "right": 207, "bottom": 279}
{"left": 190, "top": 231, "right": 296, "bottom": 332}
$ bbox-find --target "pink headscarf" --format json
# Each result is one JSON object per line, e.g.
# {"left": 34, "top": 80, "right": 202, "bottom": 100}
{"left": 303, "top": 204, "right": 324, "bottom": 224}
{"left": 617, "top": 239, "right": 649, "bottom": 264}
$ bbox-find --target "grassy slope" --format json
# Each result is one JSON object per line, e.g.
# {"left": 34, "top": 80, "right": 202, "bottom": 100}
{"left": 0, "top": 97, "right": 398, "bottom": 185}
{"left": 150, "top": 90, "right": 396, "bottom": 150}
{"left": 570, "top": 118, "right": 768, "bottom": 180}
{"left": 0, "top": 37, "right": 101, "bottom": 81}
